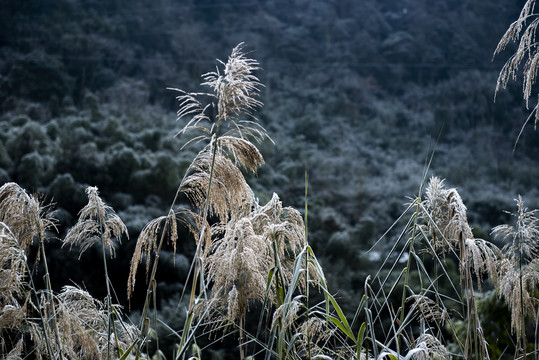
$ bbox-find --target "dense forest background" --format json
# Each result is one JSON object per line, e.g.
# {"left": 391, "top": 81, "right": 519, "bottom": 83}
{"left": 1, "top": 0, "right": 538, "bottom": 348}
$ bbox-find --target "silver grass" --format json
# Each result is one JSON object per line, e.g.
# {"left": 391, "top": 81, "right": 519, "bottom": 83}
{"left": 0, "top": 224, "right": 29, "bottom": 356}
{"left": 421, "top": 177, "right": 494, "bottom": 359}
{"left": 58, "top": 286, "right": 138, "bottom": 357}
{"left": 128, "top": 209, "right": 195, "bottom": 301}
{"left": 206, "top": 216, "right": 272, "bottom": 323}
{"left": 444, "top": 188, "right": 473, "bottom": 247}
{"left": 53, "top": 289, "right": 103, "bottom": 359}
{"left": 421, "top": 177, "right": 500, "bottom": 283}
{"left": 463, "top": 237, "right": 501, "bottom": 289}
{"left": 5, "top": 337, "right": 23, "bottom": 360}
{"left": 219, "top": 135, "right": 264, "bottom": 173}
{"left": 296, "top": 316, "right": 333, "bottom": 358}
{"left": 406, "top": 294, "right": 449, "bottom": 325}
{"left": 492, "top": 196, "right": 539, "bottom": 345}
{"left": 0, "top": 224, "right": 27, "bottom": 314}
{"left": 25, "top": 286, "right": 138, "bottom": 359}
{"left": 496, "top": 258, "right": 539, "bottom": 335}
{"left": 492, "top": 195, "right": 539, "bottom": 264}
{"left": 27, "top": 320, "right": 47, "bottom": 359}
{"left": 0, "top": 305, "right": 25, "bottom": 334}
{"left": 172, "top": 43, "right": 269, "bottom": 146}
{"left": 181, "top": 146, "right": 253, "bottom": 222}
{"left": 420, "top": 177, "right": 458, "bottom": 255}
{"left": 203, "top": 193, "right": 315, "bottom": 327}
{"left": 0, "top": 182, "right": 55, "bottom": 252}
{"left": 63, "top": 186, "right": 127, "bottom": 258}
{"left": 412, "top": 332, "right": 450, "bottom": 360}
{"left": 57, "top": 285, "right": 107, "bottom": 334}
{"left": 271, "top": 298, "right": 303, "bottom": 331}
{"left": 494, "top": 0, "right": 539, "bottom": 125}
{"left": 173, "top": 43, "right": 268, "bottom": 227}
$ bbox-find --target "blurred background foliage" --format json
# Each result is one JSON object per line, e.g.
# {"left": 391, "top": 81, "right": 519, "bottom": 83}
{"left": 0, "top": 0, "right": 537, "bottom": 352}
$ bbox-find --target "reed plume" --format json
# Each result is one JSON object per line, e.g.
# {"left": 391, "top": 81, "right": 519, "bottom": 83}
{"left": 412, "top": 332, "right": 450, "bottom": 360}
{"left": 0, "top": 224, "right": 27, "bottom": 337}
{"left": 63, "top": 186, "right": 127, "bottom": 258}
{"left": 420, "top": 176, "right": 499, "bottom": 360}
{"left": 201, "top": 192, "right": 316, "bottom": 360}
{"left": 0, "top": 182, "right": 55, "bottom": 252}
{"left": 421, "top": 177, "right": 500, "bottom": 283}
{"left": 492, "top": 196, "right": 539, "bottom": 354}
{"left": 63, "top": 186, "right": 128, "bottom": 359}
{"left": 0, "top": 182, "right": 60, "bottom": 358}
{"left": 128, "top": 44, "right": 271, "bottom": 358}
{"left": 127, "top": 209, "right": 197, "bottom": 301}
{"left": 495, "top": 0, "right": 539, "bottom": 128}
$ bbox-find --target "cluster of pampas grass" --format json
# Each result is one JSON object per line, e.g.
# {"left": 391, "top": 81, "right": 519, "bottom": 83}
{"left": 2, "top": 22, "right": 539, "bottom": 358}
{"left": 418, "top": 178, "right": 539, "bottom": 359}
{"left": 0, "top": 183, "right": 137, "bottom": 359}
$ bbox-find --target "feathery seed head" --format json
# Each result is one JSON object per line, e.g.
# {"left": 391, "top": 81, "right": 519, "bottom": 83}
{"left": 492, "top": 195, "right": 539, "bottom": 263}
{"left": 271, "top": 298, "right": 303, "bottom": 331}
{"left": 407, "top": 294, "right": 449, "bottom": 325}
{"left": 0, "top": 225, "right": 27, "bottom": 311}
{"left": 181, "top": 148, "right": 252, "bottom": 222}
{"left": 204, "top": 193, "right": 313, "bottom": 327}
{"left": 496, "top": 257, "right": 539, "bottom": 335}
{"left": 422, "top": 177, "right": 501, "bottom": 289}
{"left": 63, "top": 186, "right": 127, "bottom": 259}
{"left": 412, "top": 332, "right": 450, "bottom": 360}
{"left": 464, "top": 238, "right": 501, "bottom": 288}
{"left": 128, "top": 210, "right": 194, "bottom": 301}
{"left": 173, "top": 43, "right": 269, "bottom": 145}
{"left": 0, "top": 182, "right": 56, "bottom": 252}
{"left": 297, "top": 316, "right": 333, "bottom": 358}
{"left": 494, "top": 0, "right": 539, "bottom": 123}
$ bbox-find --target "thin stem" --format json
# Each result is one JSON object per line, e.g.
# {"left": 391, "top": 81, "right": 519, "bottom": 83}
{"left": 304, "top": 170, "right": 312, "bottom": 360}
{"left": 38, "top": 233, "right": 64, "bottom": 360}
{"left": 519, "top": 233, "right": 527, "bottom": 359}
{"left": 239, "top": 315, "right": 245, "bottom": 360}
{"left": 24, "top": 245, "right": 55, "bottom": 358}
{"left": 101, "top": 237, "right": 113, "bottom": 359}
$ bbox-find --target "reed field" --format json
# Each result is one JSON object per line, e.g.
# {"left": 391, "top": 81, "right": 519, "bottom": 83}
{"left": 1, "top": 1, "right": 539, "bottom": 359}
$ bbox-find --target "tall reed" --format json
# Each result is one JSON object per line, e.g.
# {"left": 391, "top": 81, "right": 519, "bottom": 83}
{"left": 63, "top": 186, "right": 129, "bottom": 359}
